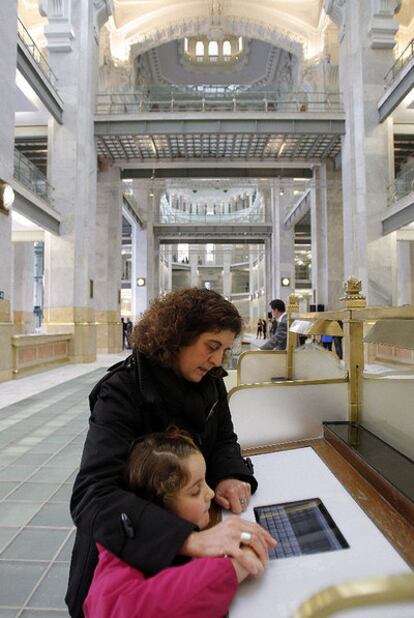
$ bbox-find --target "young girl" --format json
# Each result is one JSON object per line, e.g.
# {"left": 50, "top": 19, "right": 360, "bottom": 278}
{"left": 83, "top": 429, "right": 266, "bottom": 618}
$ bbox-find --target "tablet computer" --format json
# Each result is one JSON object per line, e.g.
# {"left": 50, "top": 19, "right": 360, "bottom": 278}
{"left": 254, "top": 498, "right": 349, "bottom": 559}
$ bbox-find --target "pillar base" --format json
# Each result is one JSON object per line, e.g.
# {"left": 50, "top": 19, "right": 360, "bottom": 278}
{"left": 96, "top": 311, "right": 122, "bottom": 353}
{"left": 0, "top": 300, "right": 13, "bottom": 383}
{"left": 44, "top": 306, "right": 97, "bottom": 363}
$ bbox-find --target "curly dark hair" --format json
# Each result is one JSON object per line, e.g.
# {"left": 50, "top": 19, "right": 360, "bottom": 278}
{"left": 130, "top": 288, "right": 243, "bottom": 367}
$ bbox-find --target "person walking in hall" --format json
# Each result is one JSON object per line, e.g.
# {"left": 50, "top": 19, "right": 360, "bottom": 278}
{"left": 83, "top": 428, "right": 267, "bottom": 618}
{"left": 256, "top": 319, "right": 263, "bottom": 339}
{"left": 260, "top": 299, "right": 287, "bottom": 350}
{"left": 121, "top": 317, "right": 128, "bottom": 350}
{"left": 262, "top": 318, "right": 267, "bottom": 339}
{"left": 66, "top": 288, "right": 275, "bottom": 618}
{"left": 125, "top": 317, "right": 133, "bottom": 349}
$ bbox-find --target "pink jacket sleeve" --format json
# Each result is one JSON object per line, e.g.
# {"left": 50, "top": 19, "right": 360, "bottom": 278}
{"left": 84, "top": 546, "right": 238, "bottom": 618}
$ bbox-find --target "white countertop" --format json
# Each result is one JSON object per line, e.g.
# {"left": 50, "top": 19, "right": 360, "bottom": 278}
{"left": 226, "top": 447, "right": 413, "bottom": 618}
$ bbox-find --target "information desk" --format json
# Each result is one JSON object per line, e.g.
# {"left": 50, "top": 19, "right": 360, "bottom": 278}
{"left": 225, "top": 447, "right": 413, "bottom": 617}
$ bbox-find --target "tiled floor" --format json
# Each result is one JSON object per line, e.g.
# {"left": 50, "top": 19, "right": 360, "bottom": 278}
{"left": 0, "top": 354, "right": 127, "bottom": 617}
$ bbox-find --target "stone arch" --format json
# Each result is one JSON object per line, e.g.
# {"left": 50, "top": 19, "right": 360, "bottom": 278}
{"left": 127, "top": 15, "right": 306, "bottom": 66}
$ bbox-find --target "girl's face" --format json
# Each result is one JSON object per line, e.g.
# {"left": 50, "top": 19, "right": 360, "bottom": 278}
{"left": 170, "top": 452, "right": 215, "bottom": 530}
{"left": 176, "top": 330, "right": 235, "bottom": 382}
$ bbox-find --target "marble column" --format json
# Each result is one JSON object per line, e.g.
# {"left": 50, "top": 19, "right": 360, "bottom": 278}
{"left": 326, "top": 0, "right": 399, "bottom": 304}
{"left": 397, "top": 240, "right": 412, "bottom": 305}
{"left": 0, "top": 1, "right": 17, "bottom": 381}
{"left": 95, "top": 165, "right": 122, "bottom": 352}
{"left": 148, "top": 186, "right": 162, "bottom": 302}
{"left": 222, "top": 245, "right": 232, "bottom": 298}
{"left": 270, "top": 179, "right": 295, "bottom": 302}
{"left": 190, "top": 246, "right": 198, "bottom": 287}
{"left": 43, "top": 1, "right": 105, "bottom": 362}
{"left": 311, "top": 166, "right": 328, "bottom": 307}
{"left": 13, "top": 242, "right": 35, "bottom": 334}
{"left": 130, "top": 182, "right": 162, "bottom": 315}
{"left": 326, "top": 161, "right": 344, "bottom": 308}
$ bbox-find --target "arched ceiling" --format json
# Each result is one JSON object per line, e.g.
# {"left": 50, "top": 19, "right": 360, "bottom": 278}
{"left": 109, "top": 0, "right": 328, "bottom": 61}
{"left": 141, "top": 40, "right": 295, "bottom": 89}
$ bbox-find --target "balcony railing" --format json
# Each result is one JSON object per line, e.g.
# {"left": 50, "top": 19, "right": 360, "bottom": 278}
{"left": 17, "top": 18, "right": 61, "bottom": 100}
{"left": 157, "top": 211, "right": 270, "bottom": 225}
{"left": 96, "top": 90, "right": 343, "bottom": 115}
{"left": 13, "top": 149, "right": 53, "bottom": 205}
{"left": 384, "top": 37, "right": 414, "bottom": 87}
{"left": 387, "top": 167, "right": 414, "bottom": 206}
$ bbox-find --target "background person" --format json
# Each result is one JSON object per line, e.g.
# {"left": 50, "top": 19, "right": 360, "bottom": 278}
{"left": 66, "top": 288, "right": 275, "bottom": 617}
{"left": 125, "top": 317, "right": 133, "bottom": 349}
{"left": 83, "top": 429, "right": 266, "bottom": 618}
{"left": 260, "top": 299, "right": 287, "bottom": 350}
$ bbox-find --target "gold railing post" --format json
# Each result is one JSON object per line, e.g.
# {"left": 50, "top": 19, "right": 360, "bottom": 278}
{"left": 287, "top": 293, "right": 300, "bottom": 379}
{"left": 340, "top": 277, "right": 366, "bottom": 425}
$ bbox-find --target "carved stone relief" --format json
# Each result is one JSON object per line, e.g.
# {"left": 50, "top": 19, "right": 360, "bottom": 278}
{"left": 94, "top": 0, "right": 113, "bottom": 37}
{"left": 324, "top": 0, "right": 346, "bottom": 42}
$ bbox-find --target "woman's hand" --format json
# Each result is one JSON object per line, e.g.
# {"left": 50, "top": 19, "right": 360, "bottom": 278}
{"left": 231, "top": 546, "right": 266, "bottom": 583}
{"left": 179, "top": 516, "right": 276, "bottom": 576}
{"left": 215, "top": 478, "right": 251, "bottom": 513}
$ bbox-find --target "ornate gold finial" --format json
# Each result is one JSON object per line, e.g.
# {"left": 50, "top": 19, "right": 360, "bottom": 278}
{"left": 287, "top": 293, "right": 300, "bottom": 312}
{"left": 340, "top": 276, "right": 366, "bottom": 308}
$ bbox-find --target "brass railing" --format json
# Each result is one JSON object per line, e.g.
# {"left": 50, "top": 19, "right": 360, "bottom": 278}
{"left": 293, "top": 573, "right": 414, "bottom": 618}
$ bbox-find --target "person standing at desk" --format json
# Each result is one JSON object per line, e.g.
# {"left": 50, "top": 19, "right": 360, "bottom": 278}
{"left": 260, "top": 299, "right": 287, "bottom": 350}
{"left": 66, "top": 288, "right": 274, "bottom": 618}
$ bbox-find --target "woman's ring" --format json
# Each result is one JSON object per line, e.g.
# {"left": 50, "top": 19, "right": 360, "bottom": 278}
{"left": 240, "top": 531, "right": 252, "bottom": 543}
{"left": 239, "top": 498, "right": 246, "bottom": 505}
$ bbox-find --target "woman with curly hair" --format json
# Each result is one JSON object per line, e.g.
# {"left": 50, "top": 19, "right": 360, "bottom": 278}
{"left": 66, "top": 288, "right": 275, "bottom": 618}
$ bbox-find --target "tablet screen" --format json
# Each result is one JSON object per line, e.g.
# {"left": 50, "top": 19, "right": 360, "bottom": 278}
{"left": 254, "top": 498, "right": 349, "bottom": 559}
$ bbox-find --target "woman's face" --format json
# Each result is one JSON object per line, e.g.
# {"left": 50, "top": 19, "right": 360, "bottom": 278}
{"left": 176, "top": 330, "right": 236, "bottom": 382}
{"left": 170, "top": 452, "right": 215, "bottom": 530}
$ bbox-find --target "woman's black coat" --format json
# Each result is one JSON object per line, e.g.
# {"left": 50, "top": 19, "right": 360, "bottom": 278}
{"left": 65, "top": 351, "right": 257, "bottom": 617}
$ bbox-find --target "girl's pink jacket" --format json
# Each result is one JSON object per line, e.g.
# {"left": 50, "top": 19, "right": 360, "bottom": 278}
{"left": 83, "top": 544, "right": 238, "bottom": 618}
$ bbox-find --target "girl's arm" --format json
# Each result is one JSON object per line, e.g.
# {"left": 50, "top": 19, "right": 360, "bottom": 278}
{"left": 84, "top": 555, "right": 238, "bottom": 618}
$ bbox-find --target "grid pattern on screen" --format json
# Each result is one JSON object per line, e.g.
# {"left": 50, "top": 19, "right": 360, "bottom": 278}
{"left": 254, "top": 498, "right": 349, "bottom": 560}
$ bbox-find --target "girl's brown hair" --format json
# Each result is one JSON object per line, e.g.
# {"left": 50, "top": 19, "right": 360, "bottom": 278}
{"left": 129, "top": 287, "right": 243, "bottom": 368}
{"left": 127, "top": 428, "right": 200, "bottom": 508}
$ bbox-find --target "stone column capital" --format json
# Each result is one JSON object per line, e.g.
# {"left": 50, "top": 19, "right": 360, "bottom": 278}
{"left": 38, "top": 0, "right": 75, "bottom": 52}
{"left": 368, "top": 0, "right": 399, "bottom": 49}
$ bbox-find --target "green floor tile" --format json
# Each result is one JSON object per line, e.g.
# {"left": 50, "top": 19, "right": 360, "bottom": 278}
{"left": 0, "top": 528, "right": 68, "bottom": 561}
{"left": 0, "top": 562, "right": 46, "bottom": 605}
